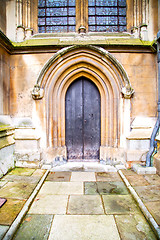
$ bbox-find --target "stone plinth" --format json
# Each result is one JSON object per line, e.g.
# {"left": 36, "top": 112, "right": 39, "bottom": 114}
{"left": 0, "top": 126, "right": 15, "bottom": 177}
{"left": 14, "top": 127, "right": 42, "bottom": 168}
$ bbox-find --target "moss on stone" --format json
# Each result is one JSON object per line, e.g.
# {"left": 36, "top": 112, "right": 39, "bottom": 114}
{"left": 12, "top": 37, "right": 154, "bottom": 48}
{"left": 9, "top": 167, "right": 35, "bottom": 176}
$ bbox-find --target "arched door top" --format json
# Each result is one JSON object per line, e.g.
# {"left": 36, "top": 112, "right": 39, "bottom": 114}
{"left": 32, "top": 45, "right": 134, "bottom": 100}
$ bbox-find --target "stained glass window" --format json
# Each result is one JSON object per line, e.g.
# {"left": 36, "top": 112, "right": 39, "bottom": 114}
{"left": 88, "top": 0, "right": 126, "bottom": 32}
{"left": 38, "top": 0, "right": 126, "bottom": 33}
{"left": 38, "top": 0, "right": 76, "bottom": 33}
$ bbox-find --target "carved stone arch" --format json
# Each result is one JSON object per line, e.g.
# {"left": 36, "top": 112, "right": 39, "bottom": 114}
{"left": 32, "top": 45, "right": 134, "bottom": 160}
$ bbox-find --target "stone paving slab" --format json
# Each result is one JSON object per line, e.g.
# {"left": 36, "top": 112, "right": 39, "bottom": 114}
{"left": 70, "top": 172, "right": 96, "bottom": 182}
{"left": 48, "top": 215, "right": 120, "bottom": 240}
{"left": 124, "top": 175, "right": 149, "bottom": 186}
{"left": 0, "top": 182, "right": 36, "bottom": 200}
{"left": 121, "top": 169, "right": 137, "bottom": 176}
{"left": 2, "top": 175, "right": 40, "bottom": 184}
{"left": 95, "top": 172, "right": 121, "bottom": 181}
{"left": 134, "top": 185, "right": 160, "bottom": 202}
{"left": 145, "top": 201, "right": 160, "bottom": 225}
{"left": 38, "top": 182, "right": 83, "bottom": 195}
{"left": 29, "top": 195, "right": 68, "bottom": 214}
{"left": 67, "top": 195, "right": 104, "bottom": 215}
{"left": 102, "top": 195, "right": 139, "bottom": 214}
{"left": 46, "top": 172, "right": 71, "bottom": 182}
{"left": 0, "top": 198, "right": 25, "bottom": 225}
{"left": 144, "top": 174, "right": 160, "bottom": 185}
{"left": 115, "top": 214, "right": 157, "bottom": 240}
{"left": 31, "top": 169, "right": 45, "bottom": 177}
{"left": 8, "top": 168, "right": 35, "bottom": 176}
{"left": 84, "top": 181, "right": 129, "bottom": 195}
{"left": 0, "top": 225, "right": 9, "bottom": 239}
{"left": 14, "top": 214, "right": 53, "bottom": 240}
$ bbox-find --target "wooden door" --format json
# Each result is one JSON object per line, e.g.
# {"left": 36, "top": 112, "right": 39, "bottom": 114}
{"left": 65, "top": 77, "right": 101, "bottom": 161}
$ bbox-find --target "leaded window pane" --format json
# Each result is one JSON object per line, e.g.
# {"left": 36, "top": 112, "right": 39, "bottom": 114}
{"left": 88, "top": 0, "right": 126, "bottom": 32}
{"left": 38, "top": 0, "right": 75, "bottom": 33}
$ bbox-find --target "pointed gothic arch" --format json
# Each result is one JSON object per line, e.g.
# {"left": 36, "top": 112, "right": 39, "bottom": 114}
{"left": 32, "top": 45, "right": 134, "bottom": 160}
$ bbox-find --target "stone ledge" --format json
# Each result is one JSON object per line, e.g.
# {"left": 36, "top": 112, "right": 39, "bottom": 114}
{"left": 132, "top": 164, "right": 156, "bottom": 174}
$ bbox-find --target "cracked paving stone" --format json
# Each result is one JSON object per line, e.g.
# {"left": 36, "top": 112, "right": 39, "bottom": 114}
{"left": 84, "top": 181, "right": 129, "bottom": 195}
{"left": 0, "top": 182, "right": 36, "bottom": 200}
{"left": 46, "top": 172, "right": 71, "bottom": 182}
{"left": 102, "top": 195, "right": 139, "bottom": 214}
{"left": 14, "top": 214, "right": 53, "bottom": 240}
{"left": 115, "top": 214, "right": 157, "bottom": 240}
{"left": 134, "top": 185, "right": 160, "bottom": 202}
{"left": 0, "top": 199, "right": 25, "bottom": 225}
{"left": 48, "top": 215, "right": 120, "bottom": 240}
{"left": 67, "top": 195, "right": 104, "bottom": 215}
{"left": 95, "top": 172, "right": 121, "bottom": 182}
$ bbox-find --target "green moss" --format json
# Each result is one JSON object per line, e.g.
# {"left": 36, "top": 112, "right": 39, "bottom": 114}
{"left": 12, "top": 37, "right": 154, "bottom": 48}
{"left": 9, "top": 167, "right": 35, "bottom": 176}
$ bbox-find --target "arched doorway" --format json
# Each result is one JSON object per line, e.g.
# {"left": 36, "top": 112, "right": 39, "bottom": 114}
{"left": 65, "top": 77, "right": 101, "bottom": 161}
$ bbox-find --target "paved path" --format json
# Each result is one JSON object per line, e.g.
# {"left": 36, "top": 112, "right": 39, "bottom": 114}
{"left": 0, "top": 168, "right": 159, "bottom": 239}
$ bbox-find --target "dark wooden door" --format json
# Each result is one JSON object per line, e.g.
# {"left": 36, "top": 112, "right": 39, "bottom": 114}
{"left": 65, "top": 77, "right": 101, "bottom": 161}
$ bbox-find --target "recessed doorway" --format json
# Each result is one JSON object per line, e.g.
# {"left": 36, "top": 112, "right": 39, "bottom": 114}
{"left": 65, "top": 77, "right": 101, "bottom": 161}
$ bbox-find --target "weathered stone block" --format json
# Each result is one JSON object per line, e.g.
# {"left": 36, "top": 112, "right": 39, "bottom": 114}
{"left": 132, "top": 164, "right": 156, "bottom": 175}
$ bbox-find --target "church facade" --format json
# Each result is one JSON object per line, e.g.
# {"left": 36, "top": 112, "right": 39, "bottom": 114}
{"left": 0, "top": 0, "right": 159, "bottom": 174}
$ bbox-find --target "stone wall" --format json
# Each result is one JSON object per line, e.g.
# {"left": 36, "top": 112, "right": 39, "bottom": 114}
{"left": 0, "top": 44, "right": 10, "bottom": 115}
{"left": 0, "top": 116, "right": 15, "bottom": 177}
{"left": 0, "top": 0, "right": 6, "bottom": 35}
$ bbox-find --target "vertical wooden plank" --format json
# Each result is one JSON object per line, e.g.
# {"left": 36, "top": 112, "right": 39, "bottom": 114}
{"left": 65, "top": 79, "right": 83, "bottom": 159}
{"left": 83, "top": 78, "right": 101, "bottom": 159}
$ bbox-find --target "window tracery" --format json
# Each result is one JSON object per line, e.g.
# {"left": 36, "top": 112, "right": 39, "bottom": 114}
{"left": 38, "top": 0, "right": 126, "bottom": 33}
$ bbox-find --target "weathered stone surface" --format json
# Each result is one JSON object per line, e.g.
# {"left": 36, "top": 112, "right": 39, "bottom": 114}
{"left": 0, "top": 182, "right": 36, "bottom": 200}
{"left": 133, "top": 164, "right": 156, "bottom": 175}
{"left": 95, "top": 172, "right": 121, "bottom": 181}
{"left": 84, "top": 181, "right": 129, "bottom": 195}
{"left": 0, "top": 198, "right": 25, "bottom": 225}
{"left": 115, "top": 214, "right": 157, "bottom": 240}
{"left": 0, "top": 225, "right": 9, "bottom": 239}
{"left": 67, "top": 195, "right": 104, "bottom": 215}
{"left": 102, "top": 195, "right": 139, "bottom": 214}
{"left": 134, "top": 185, "right": 160, "bottom": 202}
{"left": 14, "top": 214, "right": 53, "bottom": 240}
{"left": 2, "top": 175, "right": 40, "bottom": 184}
{"left": 32, "top": 169, "right": 45, "bottom": 177}
{"left": 145, "top": 201, "right": 160, "bottom": 225}
{"left": 9, "top": 167, "right": 35, "bottom": 176}
{"left": 38, "top": 182, "right": 83, "bottom": 195}
{"left": 125, "top": 175, "right": 149, "bottom": 186}
{"left": 121, "top": 169, "right": 138, "bottom": 176}
{"left": 46, "top": 172, "right": 71, "bottom": 182}
{"left": 48, "top": 215, "right": 120, "bottom": 240}
{"left": 70, "top": 172, "right": 96, "bottom": 182}
{"left": 144, "top": 174, "right": 160, "bottom": 185}
{"left": 29, "top": 195, "right": 68, "bottom": 214}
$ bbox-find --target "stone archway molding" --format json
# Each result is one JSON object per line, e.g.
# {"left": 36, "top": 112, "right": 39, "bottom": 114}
{"left": 32, "top": 45, "right": 134, "bottom": 100}
{"left": 31, "top": 45, "right": 134, "bottom": 162}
